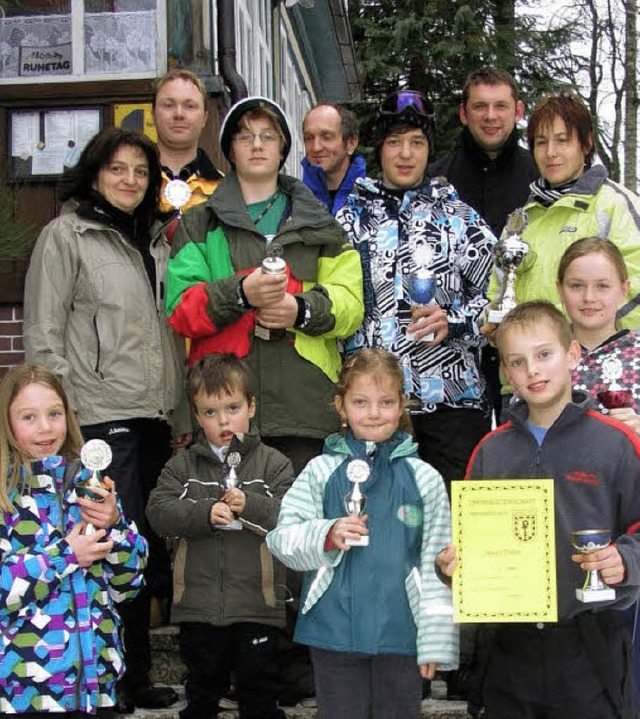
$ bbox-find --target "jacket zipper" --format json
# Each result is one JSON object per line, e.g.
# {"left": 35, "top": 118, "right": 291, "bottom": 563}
{"left": 92, "top": 314, "right": 104, "bottom": 378}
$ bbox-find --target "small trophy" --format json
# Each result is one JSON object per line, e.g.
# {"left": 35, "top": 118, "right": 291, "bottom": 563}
{"left": 570, "top": 529, "right": 616, "bottom": 603}
{"left": 406, "top": 243, "right": 437, "bottom": 342}
{"left": 344, "top": 459, "right": 370, "bottom": 547}
{"left": 77, "top": 439, "right": 112, "bottom": 536}
{"left": 220, "top": 450, "right": 243, "bottom": 530}
{"left": 597, "top": 356, "right": 633, "bottom": 409}
{"left": 255, "top": 242, "right": 287, "bottom": 341}
{"left": 487, "top": 209, "right": 530, "bottom": 323}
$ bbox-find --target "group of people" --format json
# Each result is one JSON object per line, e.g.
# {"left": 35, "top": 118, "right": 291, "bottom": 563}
{"left": 1, "top": 62, "right": 640, "bottom": 719}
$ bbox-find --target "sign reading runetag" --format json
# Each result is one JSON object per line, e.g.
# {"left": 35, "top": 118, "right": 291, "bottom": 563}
{"left": 163, "top": 179, "right": 192, "bottom": 210}
{"left": 78, "top": 439, "right": 112, "bottom": 535}
{"left": 344, "top": 459, "right": 370, "bottom": 547}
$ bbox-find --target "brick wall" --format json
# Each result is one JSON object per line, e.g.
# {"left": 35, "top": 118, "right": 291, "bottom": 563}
{"left": 0, "top": 304, "right": 25, "bottom": 377}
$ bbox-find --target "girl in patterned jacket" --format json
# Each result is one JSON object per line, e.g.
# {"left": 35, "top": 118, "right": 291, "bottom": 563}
{"left": 557, "top": 237, "right": 640, "bottom": 434}
{"left": 0, "top": 364, "right": 147, "bottom": 717}
{"left": 267, "top": 349, "right": 458, "bottom": 719}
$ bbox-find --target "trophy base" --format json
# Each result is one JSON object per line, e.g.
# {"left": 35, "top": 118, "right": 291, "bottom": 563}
{"left": 487, "top": 308, "right": 508, "bottom": 324}
{"left": 254, "top": 324, "right": 285, "bottom": 341}
{"left": 345, "top": 536, "right": 369, "bottom": 547}
{"left": 406, "top": 329, "right": 435, "bottom": 343}
{"left": 575, "top": 587, "right": 616, "bottom": 603}
{"left": 219, "top": 519, "right": 243, "bottom": 531}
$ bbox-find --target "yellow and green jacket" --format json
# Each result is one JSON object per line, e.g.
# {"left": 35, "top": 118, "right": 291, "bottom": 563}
{"left": 489, "top": 165, "right": 640, "bottom": 330}
{"left": 166, "top": 171, "right": 364, "bottom": 439}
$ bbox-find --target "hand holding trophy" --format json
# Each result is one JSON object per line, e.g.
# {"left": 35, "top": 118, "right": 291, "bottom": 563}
{"left": 487, "top": 208, "right": 530, "bottom": 324}
{"left": 344, "top": 459, "right": 370, "bottom": 547}
{"left": 570, "top": 529, "right": 616, "bottom": 603}
{"left": 76, "top": 439, "right": 112, "bottom": 536}
{"left": 407, "top": 243, "right": 437, "bottom": 342}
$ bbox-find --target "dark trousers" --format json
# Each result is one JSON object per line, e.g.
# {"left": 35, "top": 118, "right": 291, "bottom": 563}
{"left": 179, "top": 622, "right": 284, "bottom": 719}
{"left": 81, "top": 417, "right": 172, "bottom": 690}
{"left": 481, "top": 621, "right": 633, "bottom": 719}
{"left": 310, "top": 648, "right": 422, "bottom": 719}
{"left": 261, "top": 435, "right": 324, "bottom": 476}
{"left": 411, "top": 406, "right": 491, "bottom": 493}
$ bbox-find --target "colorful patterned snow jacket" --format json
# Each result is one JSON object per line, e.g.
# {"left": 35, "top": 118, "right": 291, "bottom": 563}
{"left": 337, "top": 176, "right": 496, "bottom": 413}
{"left": 0, "top": 456, "right": 147, "bottom": 715}
{"left": 166, "top": 171, "right": 364, "bottom": 440}
{"left": 266, "top": 431, "right": 458, "bottom": 669}
{"left": 572, "top": 330, "right": 640, "bottom": 415}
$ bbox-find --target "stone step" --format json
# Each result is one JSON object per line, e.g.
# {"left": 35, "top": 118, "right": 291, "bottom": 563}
{"left": 120, "top": 683, "right": 469, "bottom": 719}
{"left": 145, "top": 627, "right": 469, "bottom": 718}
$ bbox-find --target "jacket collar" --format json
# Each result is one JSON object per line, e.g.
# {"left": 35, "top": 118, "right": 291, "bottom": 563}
{"left": 324, "top": 429, "right": 418, "bottom": 461}
{"left": 191, "top": 426, "right": 262, "bottom": 464}
{"left": 505, "top": 389, "right": 595, "bottom": 432}
{"left": 459, "top": 126, "right": 522, "bottom": 166}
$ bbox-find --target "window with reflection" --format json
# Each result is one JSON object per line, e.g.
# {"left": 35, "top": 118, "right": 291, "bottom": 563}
{"left": 0, "top": 0, "right": 159, "bottom": 80}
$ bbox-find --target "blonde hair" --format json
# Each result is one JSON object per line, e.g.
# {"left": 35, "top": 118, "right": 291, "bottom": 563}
{"left": 496, "top": 300, "right": 573, "bottom": 357}
{"left": 0, "top": 364, "right": 83, "bottom": 512}
{"left": 336, "top": 349, "right": 413, "bottom": 434}
{"left": 557, "top": 236, "right": 628, "bottom": 284}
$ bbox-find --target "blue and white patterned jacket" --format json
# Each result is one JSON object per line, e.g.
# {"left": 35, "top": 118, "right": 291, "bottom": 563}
{"left": 337, "top": 177, "right": 496, "bottom": 413}
{"left": 0, "top": 456, "right": 147, "bottom": 714}
{"left": 267, "top": 432, "right": 458, "bottom": 669}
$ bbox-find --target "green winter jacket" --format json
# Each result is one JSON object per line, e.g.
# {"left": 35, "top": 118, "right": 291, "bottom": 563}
{"left": 166, "top": 171, "right": 364, "bottom": 439}
{"left": 146, "top": 431, "right": 294, "bottom": 628}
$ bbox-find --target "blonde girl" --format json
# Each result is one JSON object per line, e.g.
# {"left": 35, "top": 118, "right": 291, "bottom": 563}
{"left": 268, "top": 349, "right": 457, "bottom": 719}
{"left": 557, "top": 237, "right": 640, "bottom": 433}
{"left": 0, "top": 363, "right": 147, "bottom": 718}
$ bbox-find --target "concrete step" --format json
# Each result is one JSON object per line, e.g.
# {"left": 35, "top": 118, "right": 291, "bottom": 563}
{"left": 143, "top": 626, "right": 469, "bottom": 718}
{"left": 119, "top": 683, "right": 470, "bottom": 719}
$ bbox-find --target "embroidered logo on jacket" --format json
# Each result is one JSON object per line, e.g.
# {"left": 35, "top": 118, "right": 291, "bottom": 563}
{"left": 559, "top": 226, "right": 578, "bottom": 234}
{"left": 564, "top": 470, "right": 600, "bottom": 485}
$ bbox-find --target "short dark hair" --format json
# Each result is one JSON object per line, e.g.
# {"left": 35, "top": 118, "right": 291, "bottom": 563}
{"left": 496, "top": 300, "right": 573, "bottom": 356}
{"left": 305, "top": 103, "right": 360, "bottom": 143}
{"left": 57, "top": 127, "right": 161, "bottom": 221}
{"left": 188, "top": 354, "right": 254, "bottom": 407}
{"left": 527, "top": 91, "right": 595, "bottom": 168}
{"left": 462, "top": 67, "right": 520, "bottom": 106}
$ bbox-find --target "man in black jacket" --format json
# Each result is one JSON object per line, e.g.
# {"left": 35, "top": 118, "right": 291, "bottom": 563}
{"left": 427, "top": 66, "right": 539, "bottom": 703}
{"left": 428, "top": 67, "right": 538, "bottom": 238}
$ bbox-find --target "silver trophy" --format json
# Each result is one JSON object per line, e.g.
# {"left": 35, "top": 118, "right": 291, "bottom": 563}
{"left": 220, "top": 450, "right": 243, "bottom": 530}
{"left": 255, "top": 242, "right": 287, "bottom": 341}
{"left": 406, "top": 243, "right": 437, "bottom": 342}
{"left": 77, "top": 439, "right": 112, "bottom": 536}
{"left": 597, "top": 356, "right": 633, "bottom": 409}
{"left": 344, "top": 459, "right": 370, "bottom": 547}
{"left": 487, "top": 208, "right": 530, "bottom": 323}
{"left": 163, "top": 178, "right": 192, "bottom": 212}
{"left": 570, "top": 529, "right": 616, "bottom": 603}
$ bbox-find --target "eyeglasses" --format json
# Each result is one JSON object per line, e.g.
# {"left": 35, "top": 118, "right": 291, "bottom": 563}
{"left": 379, "top": 91, "right": 434, "bottom": 118}
{"left": 233, "top": 131, "right": 280, "bottom": 146}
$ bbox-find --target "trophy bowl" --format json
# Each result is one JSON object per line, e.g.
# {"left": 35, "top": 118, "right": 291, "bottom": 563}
{"left": 597, "top": 389, "right": 633, "bottom": 410}
{"left": 407, "top": 269, "right": 437, "bottom": 343}
{"left": 570, "top": 529, "right": 616, "bottom": 603}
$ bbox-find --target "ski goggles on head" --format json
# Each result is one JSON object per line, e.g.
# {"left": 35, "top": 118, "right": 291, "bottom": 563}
{"left": 378, "top": 91, "right": 434, "bottom": 120}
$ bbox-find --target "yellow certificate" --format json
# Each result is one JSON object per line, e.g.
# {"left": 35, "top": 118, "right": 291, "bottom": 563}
{"left": 451, "top": 479, "right": 557, "bottom": 623}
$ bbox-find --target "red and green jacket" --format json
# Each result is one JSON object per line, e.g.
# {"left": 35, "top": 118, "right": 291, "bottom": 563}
{"left": 166, "top": 171, "right": 364, "bottom": 439}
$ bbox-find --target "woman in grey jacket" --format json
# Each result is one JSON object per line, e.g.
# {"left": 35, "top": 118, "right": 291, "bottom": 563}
{"left": 23, "top": 127, "right": 188, "bottom": 714}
